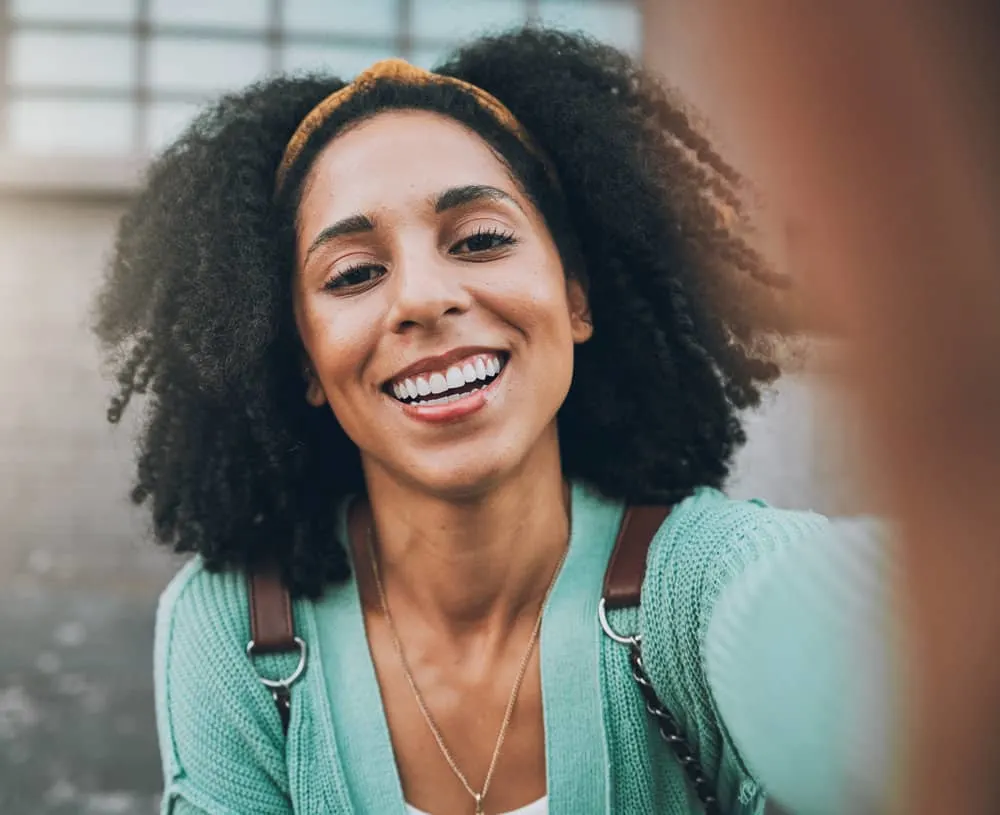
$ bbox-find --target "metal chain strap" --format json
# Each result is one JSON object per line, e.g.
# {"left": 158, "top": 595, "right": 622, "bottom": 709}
{"left": 627, "top": 641, "right": 722, "bottom": 815}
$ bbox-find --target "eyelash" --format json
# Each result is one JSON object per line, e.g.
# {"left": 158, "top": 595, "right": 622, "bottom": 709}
{"left": 322, "top": 226, "right": 518, "bottom": 292}
{"left": 457, "top": 225, "right": 517, "bottom": 255}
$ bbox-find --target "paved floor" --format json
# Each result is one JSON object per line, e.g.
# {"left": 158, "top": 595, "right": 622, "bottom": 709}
{"left": 0, "top": 577, "right": 169, "bottom": 814}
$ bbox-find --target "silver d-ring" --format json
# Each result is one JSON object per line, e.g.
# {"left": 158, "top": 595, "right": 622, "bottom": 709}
{"left": 246, "top": 636, "right": 308, "bottom": 690}
{"left": 598, "top": 598, "right": 641, "bottom": 647}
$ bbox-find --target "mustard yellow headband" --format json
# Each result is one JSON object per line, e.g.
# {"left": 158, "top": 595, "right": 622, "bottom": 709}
{"left": 275, "top": 58, "right": 550, "bottom": 192}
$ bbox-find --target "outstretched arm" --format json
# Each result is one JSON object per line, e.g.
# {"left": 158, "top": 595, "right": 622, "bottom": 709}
{"left": 704, "top": 517, "right": 896, "bottom": 814}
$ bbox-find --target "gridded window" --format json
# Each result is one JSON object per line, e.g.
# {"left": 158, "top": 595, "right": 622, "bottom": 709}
{"left": 9, "top": 31, "right": 136, "bottom": 89}
{"left": 148, "top": 38, "right": 271, "bottom": 93}
{"left": 10, "top": 0, "right": 136, "bottom": 23}
{"left": 412, "top": 0, "right": 526, "bottom": 42}
{"left": 0, "top": 0, "right": 642, "bottom": 158}
{"left": 537, "top": 0, "right": 641, "bottom": 53}
{"left": 283, "top": 0, "right": 399, "bottom": 37}
{"left": 148, "top": 0, "right": 271, "bottom": 30}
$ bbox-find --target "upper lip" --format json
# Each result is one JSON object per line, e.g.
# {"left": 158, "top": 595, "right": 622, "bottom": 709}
{"left": 384, "top": 346, "right": 506, "bottom": 386}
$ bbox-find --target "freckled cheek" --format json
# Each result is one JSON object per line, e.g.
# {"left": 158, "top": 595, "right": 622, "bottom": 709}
{"left": 480, "top": 263, "right": 569, "bottom": 325}
{"left": 499, "top": 287, "right": 574, "bottom": 341}
{"left": 299, "top": 304, "right": 377, "bottom": 396}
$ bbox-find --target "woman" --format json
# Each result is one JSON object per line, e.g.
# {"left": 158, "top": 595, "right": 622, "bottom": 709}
{"left": 96, "top": 28, "right": 890, "bottom": 815}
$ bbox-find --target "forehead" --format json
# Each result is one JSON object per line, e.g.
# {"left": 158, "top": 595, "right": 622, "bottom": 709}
{"left": 300, "top": 109, "right": 517, "bottom": 216}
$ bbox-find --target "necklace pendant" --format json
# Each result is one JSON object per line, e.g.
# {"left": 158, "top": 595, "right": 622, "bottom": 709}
{"left": 474, "top": 793, "right": 484, "bottom": 815}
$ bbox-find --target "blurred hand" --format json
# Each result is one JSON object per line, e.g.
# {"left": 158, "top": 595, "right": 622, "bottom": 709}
{"left": 669, "top": 3, "right": 1000, "bottom": 812}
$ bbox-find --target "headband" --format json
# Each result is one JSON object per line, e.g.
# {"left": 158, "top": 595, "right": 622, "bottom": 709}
{"left": 275, "top": 58, "right": 552, "bottom": 191}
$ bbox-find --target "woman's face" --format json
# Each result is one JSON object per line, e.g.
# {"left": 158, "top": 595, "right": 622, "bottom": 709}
{"left": 293, "top": 109, "right": 591, "bottom": 498}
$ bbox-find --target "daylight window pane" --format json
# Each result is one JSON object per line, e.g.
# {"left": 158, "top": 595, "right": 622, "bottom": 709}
{"left": 283, "top": 0, "right": 399, "bottom": 37}
{"left": 150, "top": 0, "right": 269, "bottom": 30}
{"left": 281, "top": 43, "right": 397, "bottom": 80}
{"left": 8, "top": 32, "right": 135, "bottom": 89}
{"left": 146, "top": 102, "right": 204, "bottom": 153}
{"left": 10, "top": 0, "right": 135, "bottom": 22}
{"left": 149, "top": 38, "right": 270, "bottom": 93}
{"left": 537, "top": 0, "right": 642, "bottom": 55}
{"left": 411, "top": 42, "right": 460, "bottom": 71}
{"left": 412, "top": 0, "right": 526, "bottom": 42}
{"left": 8, "top": 98, "right": 134, "bottom": 154}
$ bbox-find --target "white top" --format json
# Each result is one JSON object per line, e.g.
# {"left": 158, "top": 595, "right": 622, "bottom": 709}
{"left": 406, "top": 795, "right": 548, "bottom": 815}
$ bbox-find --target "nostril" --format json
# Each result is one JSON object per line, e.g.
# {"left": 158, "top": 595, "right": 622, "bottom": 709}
{"left": 395, "top": 319, "right": 420, "bottom": 333}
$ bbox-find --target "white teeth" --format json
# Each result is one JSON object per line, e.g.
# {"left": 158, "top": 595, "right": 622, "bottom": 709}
{"left": 429, "top": 372, "right": 448, "bottom": 394}
{"left": 411, "top": 386, "right": 483, "bottom": 407}
{"left": 390, "top": 355, "right": 505, "bottom": 403}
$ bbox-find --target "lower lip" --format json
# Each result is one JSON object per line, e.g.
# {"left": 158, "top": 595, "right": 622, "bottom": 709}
{"left": 395, "top": 368, "right": 504, "bottom": 424}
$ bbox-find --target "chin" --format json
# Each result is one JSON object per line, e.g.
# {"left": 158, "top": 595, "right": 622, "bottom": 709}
{"left": 405, "top": 457, "right": 513, "bottom": 502}
{"left": 367, "top": 438, "right": 530, "bottom": 502}
{"left": 363, "top": 418, "right": 562, "bottom": 501}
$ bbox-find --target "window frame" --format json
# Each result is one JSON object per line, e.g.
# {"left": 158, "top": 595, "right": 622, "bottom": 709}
{"left": 0, "top": 0, "right": 640, "bottom": 195}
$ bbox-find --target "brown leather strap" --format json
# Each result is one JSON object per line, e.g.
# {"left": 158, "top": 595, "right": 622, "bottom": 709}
{"left": 247, "top": 567, "right": 297, "bottom": 654}
{"left": 248, "top": 502, "right": 670, "bottom": 649}
{"left": 602, "top": 505, "right": 671, "bottom": 610}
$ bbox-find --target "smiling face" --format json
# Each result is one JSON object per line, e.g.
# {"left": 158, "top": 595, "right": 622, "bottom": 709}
{"left": 292, "top": 109, "right": 591, "bottom": 499}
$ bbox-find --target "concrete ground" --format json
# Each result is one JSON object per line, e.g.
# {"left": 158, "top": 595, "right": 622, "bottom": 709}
{"left": 0, "top": 579, "right": 169, "bottom": 814}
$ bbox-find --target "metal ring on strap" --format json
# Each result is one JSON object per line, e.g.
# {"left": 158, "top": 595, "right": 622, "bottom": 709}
{"left": 246, "top": 636, "right": 308, "bottom": 690}
{"left": 597, "top": 597, "right": 641, "bottom": 647}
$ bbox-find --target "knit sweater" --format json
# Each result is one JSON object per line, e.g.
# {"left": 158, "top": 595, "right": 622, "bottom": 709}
{"left": 154, "top": 483, "right": 892, "bottom": 814}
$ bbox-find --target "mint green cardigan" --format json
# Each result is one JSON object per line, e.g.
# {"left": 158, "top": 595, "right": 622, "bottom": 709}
{"left": 154, "top": 483, "right": 892, "bottom": 814}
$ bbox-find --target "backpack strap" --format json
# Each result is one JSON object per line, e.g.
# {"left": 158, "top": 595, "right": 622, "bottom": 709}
{"left": 246, "top": 500, "right": 714, "bottom": 812}
{"left": 599, "top": 503, "right": 723, "bottom": 815}
{"left": 248, "top": 566, "right": 297, "bottom": 653}
{"left": 602, "top": 505, "right": 672, "bottom": 610}
{"left": 245, "top": 506, "right": 670, "bottom": 736}
{"left": 246, "top": 566, "right": 304, "bottom": 735}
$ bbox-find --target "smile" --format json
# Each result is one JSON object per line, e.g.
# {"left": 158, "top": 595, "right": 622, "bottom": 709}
{"left": 386, "top": 352, "right": 507, "bottom": 406}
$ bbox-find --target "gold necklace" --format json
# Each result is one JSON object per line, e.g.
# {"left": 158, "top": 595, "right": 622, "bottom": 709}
{"left": 367, "top": 524, "right": 567, "bottom": 815}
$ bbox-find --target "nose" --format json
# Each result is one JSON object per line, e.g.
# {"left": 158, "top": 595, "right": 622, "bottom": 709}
{"left": 385, "top": 252, "right": 472, "bottom": 334}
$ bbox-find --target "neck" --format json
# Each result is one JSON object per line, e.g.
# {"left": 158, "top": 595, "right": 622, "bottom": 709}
{"left": 355, "top": 445, "right": 570, "bottom": 639}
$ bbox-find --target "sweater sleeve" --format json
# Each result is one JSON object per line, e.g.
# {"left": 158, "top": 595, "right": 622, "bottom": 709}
{"left": 154, "top": 558, "right": 296, "bottom": 815}
{"left": 704, "top": 516, "right": 897, "bottom": 815}
{"left": 640, "top": 491, "right": 836, "bottom": 812}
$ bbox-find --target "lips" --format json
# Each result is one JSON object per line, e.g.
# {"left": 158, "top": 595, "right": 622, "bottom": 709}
{"left": 386, "top": 352, "right": 506, "bottom": 404}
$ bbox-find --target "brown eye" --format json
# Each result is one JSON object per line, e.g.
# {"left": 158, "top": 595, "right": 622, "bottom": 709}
{"left": 324, "top": 264, "right": 385, "bottom": 291}
{"left": 452, "top": 227, "right": 517, "bottom": 255}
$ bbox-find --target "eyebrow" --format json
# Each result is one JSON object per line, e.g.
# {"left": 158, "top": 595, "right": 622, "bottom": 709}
{"left": 434, "top": 184, "right": 523, "bottom": 214}
{"left": 304, "top": 185, "right": 521, "bottom": 262}
{"left": 304, "top": 213, "right": 375, "bottom": 262}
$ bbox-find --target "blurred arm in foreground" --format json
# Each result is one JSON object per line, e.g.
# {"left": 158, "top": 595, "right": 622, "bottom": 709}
{"left": 677, "top": 3, "right": 1000, "bottom": 812}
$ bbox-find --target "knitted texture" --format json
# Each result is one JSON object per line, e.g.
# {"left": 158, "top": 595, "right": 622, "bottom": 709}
{"left": 637, "top": 491, "right": 831, "bottom": 813}
{"left": 704, "top": 516, "right": 893, "bottom": 814}
{"left": 154, "top": 486, "right": 886, "bottom": 814}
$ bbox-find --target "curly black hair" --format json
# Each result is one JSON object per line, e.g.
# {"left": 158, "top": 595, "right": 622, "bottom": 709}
{"left": 95, "top": 27, "right": 796, "bottom": 597}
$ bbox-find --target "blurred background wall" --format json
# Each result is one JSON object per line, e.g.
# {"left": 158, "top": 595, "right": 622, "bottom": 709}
{"left": 0, "top": 2, "right": 862, "bottom": 813}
